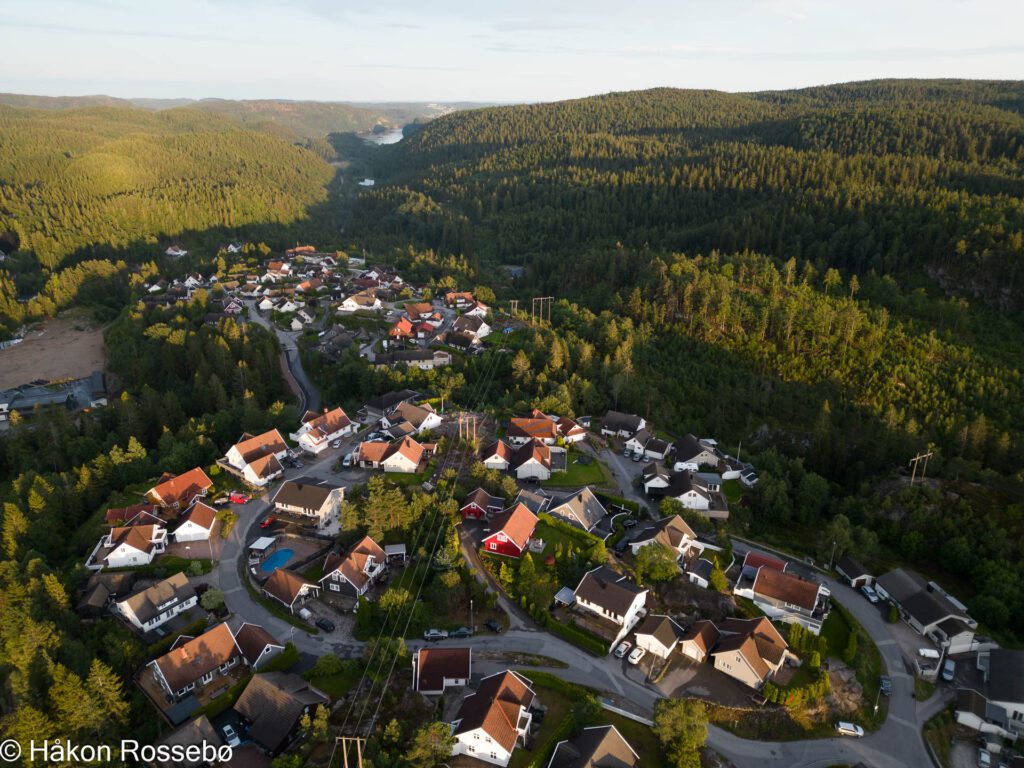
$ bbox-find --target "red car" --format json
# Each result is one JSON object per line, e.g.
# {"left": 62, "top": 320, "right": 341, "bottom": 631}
{"left": 230, "top": 492, "right": 250, "bottom": 504}
{"left": 259, "top": 516, "right": 275, "bottom": 529}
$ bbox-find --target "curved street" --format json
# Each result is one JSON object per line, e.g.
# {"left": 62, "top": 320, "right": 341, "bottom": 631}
{"left": 244, "top": 300, "right": 321, "bottom": 412}
{"left": 212, "top": 487, "right": 948, "bottom": 768}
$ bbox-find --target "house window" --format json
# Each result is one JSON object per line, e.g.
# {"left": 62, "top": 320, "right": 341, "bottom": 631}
{"left": 330, "top": 583, "right": 340, "bottom": 592}
{"left": 201, "top": 671, "right": 214, "bottom": 684}
{"left": 489, "top": 542, "right": 497, "bottom": 551}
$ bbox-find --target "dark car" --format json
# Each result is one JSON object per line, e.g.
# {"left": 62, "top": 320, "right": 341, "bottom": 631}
{"left": 485, "top": 619, "right": 503, "bottom": 633}
{"left": 879, "top": 675, "right": 893, "bottom": 696}
{"left": 315, "top": 617, "right": 336, "bottom": 632}
{"left": 614, "top": 538, "right": 630, "bottom": 554}
{"left": 450, "top": 626, "right": 473, "bottom": 638}
{"left": 622, "top": 518, "right": 638, "bottom": 528}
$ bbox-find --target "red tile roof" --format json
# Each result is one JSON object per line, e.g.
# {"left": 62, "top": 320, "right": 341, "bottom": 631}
{"left": 414, "top": 648, "right": 471, "bottom": 692}
{"left": 153, "top": 623, "right": 240, "bottom": 692}
{"left": 752, "top": 567, "right": 821, "bottom": 611}
{"left": 233, "top": 429, "right": 287, "bottom": 463}
{"left": 179, "top": 501, "right": 217, "bottom": 531}
{"left": 322, "top": 536, "right": 386, "bottom": 591}
{"left": 147, "top": 467, "right": 214, "bottom": 507}
{"left": 508, "top": 416, "right": 558, "bottom": 441}
{"left": 454, "top": 671, "right": 535, "bottom": 752}
{"left": 743, "top": 551, "right": 787, "bottom": 573}
{"left": 263, "top": 569, "right": 316, "bottom": 607}
{"left": 486, "top": 504, "right": 538, "bottom": 551}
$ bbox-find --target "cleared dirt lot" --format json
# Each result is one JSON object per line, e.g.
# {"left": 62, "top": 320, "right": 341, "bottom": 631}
{"left": 0, "top": 314, "right": 106, "bottom": 389}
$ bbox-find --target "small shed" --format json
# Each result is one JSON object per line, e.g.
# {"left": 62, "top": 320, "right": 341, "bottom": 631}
{"left": 554, "top": 587, "right": 576, "bottom": 607}
{"left": 384, "top": 543, "right": 407, "bottom": 563}
{"left": 248, "top": 536, "right": 277, "bottom": 564}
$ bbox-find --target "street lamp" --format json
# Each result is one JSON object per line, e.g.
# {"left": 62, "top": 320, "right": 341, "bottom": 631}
{"left": 470, "top": 599, "right": 474, "bottom": 634}
{"left": 873, "top": 685, "right": 881, "bottom": 717}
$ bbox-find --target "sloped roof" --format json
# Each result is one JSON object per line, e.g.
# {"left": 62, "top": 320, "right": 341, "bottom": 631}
{"left": 989, "top": 650, "right": 1024, "bottom": 704}
{"left": 514, "top": 488, "right": 551, "bottom": 514}
{"left": 234, "top": 623, "right": 282, "bottom": 667}
{"left": 322, "top": 536, "right": 386, "bottom": 591}
{"left": 301, "top": 407, "right": 352, "bottom": 439}
{"left": 574, "top": 567, "right": 646, "bottom": 616}
{"left": 153, "top": 623, "right": 240, "bottom": 692}
{"left": 119, "top": 572, "right": 195, "bottom": 625}
{"left": 385, "top": 435, "right": 426, "bottom": 466}
{"left": 106, "top": 524, "right": 164, "bottom": 558}
{"left": 548, "top": 487, "right": 607, "bottom": 531}
{"left": 486, "top": 504, "right": 538, "bottom": 551}
{"left": 453, "top": 670, "right": 535, "bottom": 752}
{"left": 179, "top": 501, "right": 217, "bottom": 531}
{"left": 482, "top": 440, "right": 513, "bottom": 462}
{"left": 148, "top": 467, "right": 214, "bottom": 506}
{"left": 752, "top": 568, "right": 822, "bottom": 611}
{"left": 742, "top": 551, "right": 787, "bottom": 573}
{"left": 508, "top": 416, "right": 559, "bottom": 441}
{"left": 233, "top": 429, "right": 287, "bottom": 463}
{"left": 836, "top": 554, "right": 871, "bottom": 580}
{"left": 272, "top": 478, "right": 342, "bottom": 512}
{"left": 105, "top": 503, "right": 159, "bottom": 525}
{"left": 415, "top": 647, "right": 471, "bottom": 692}
{"left": 248, "top": 453, "right": 284, "bottom": 479}
{"left": 634, "top": 614, "right": 686, "bottom": 650}
{"left": 712, "top": 633, "right": 771, "bottom": 681}
{"left": 389, "top": 401, "right": 437, "bottom": 429}
{"left": 153, "top": 715, "right": 220, "bottom": 768}
{"left": 511, "top": 438, "right": 551, "bottom": 471}
{"left": 235, "top": 672, "right": 328, "bottom": 752}
{"left": 601, "top": 411, "right": 643, "bottom": 433}
{"left": 680, "top": 620, "right": 720, "bottom": 656}
{"left": 631, "top": 515, "right": 695, "bottom": 550}
{"left": 548, "top": 724, "right": 639, "bottom": 768}
{"left": 463, "top": 487, "right": 504, "bottom": 511}
{"left": 263, "top": 568, "right": 315, "bottom": 607}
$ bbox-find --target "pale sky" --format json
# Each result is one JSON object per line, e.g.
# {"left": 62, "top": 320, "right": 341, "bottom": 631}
{"left": 1, "top": 0, "right": 1022, "bottom": 102}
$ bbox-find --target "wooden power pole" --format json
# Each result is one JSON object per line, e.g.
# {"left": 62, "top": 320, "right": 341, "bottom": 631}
{"left": 336, "top": 737, "right": 366, "bottom": 768}
{"left": 908, "top": 450, "right": 934, "bottom": 485}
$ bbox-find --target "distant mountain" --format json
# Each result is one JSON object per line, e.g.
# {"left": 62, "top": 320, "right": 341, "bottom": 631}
{"left": 0, "top": 93, "right": 482, "bottom": 140}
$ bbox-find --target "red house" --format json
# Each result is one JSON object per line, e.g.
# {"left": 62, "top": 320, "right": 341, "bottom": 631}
{"left": 389, "top": 317, "right": 414, "bottom": 340}
{"left": 461, "top": 488, "right": 504, "bottom": 520}
{"left": 481, "top": 503, "right": 538, "bottom": 558}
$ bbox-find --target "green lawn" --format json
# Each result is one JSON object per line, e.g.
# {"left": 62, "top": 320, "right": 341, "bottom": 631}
{"left": 305, "top": 668, "right": 362, "bottom": 699}
{"left": 915, "top": 677, "right": 937, "bottom": 701}
{"left": 820, "top": 609, "right": 852, "bottom": 656}
{"left": 532, "top": 519, "right": 603, "bottom": 560}
{"left": 384, "top": 461, "right": 435, "bottom": 487}
{"left": 542, "top": 454, "right": 613, "bottom": 488}
{"left": 722, "top": 479, "right": 744, "bottom": 504}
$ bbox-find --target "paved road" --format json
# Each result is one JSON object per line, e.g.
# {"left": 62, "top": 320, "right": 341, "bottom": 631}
{"left": 245, "top": 301, "right": 321, "bottom": 412}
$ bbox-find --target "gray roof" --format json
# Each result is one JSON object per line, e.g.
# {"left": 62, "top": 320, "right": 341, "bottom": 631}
{"left": 988, "top": 650, "right": 1024, "bottom": 704}
{"left": 272, "top": 477, "right": 342, "bottom": 513}
{"left": 877, "top": 569, "right": 969, "bottom": 628}
{"left": 364, "top": 389, "right": 420, "bottom": 413}
{"left": 514, "top": 488, "right": 550, "bottom": 515}
{"left": 574, "top": 566, "right": 646, "bottom": 616}
{"left": 235, "top": 672, "right": 329, "bottom": 753}
{"left": 602, "top": 411, "right": 643, "bottom": 434}
{"left": 634, "top": 614, "right": 686, "bottom": 650}
{"left": 692, "top": 558, "right": 715, "bottom": 580}
{"left": 673, "top": 433, "right": 714, "bottom": 463}
{"left": 154, "top": 715, "right": 221, "bottom": 768}
{"left": 548, "top": 487, "right": 607, "bottom": 532}
{"left": 549, "top": 724, "right": 638, "bottom": 768}
{"left": 118, "top": 572, "right": 195, "bottom": 625}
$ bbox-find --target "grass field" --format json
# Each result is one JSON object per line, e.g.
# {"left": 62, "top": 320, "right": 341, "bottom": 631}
{"left": 304, "top": 667, "right": 362, "bottom": 699}
{"left": 723, "top": 479, "right": 744, "bottom": 504}
{"left": 542, "top": 453, "right": 613, "bottom": 488}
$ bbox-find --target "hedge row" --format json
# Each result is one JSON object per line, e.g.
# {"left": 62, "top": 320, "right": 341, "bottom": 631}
{"left": 199, "top": 672, "right": 253, "bottom": 719}
{"left": 260, "top": 642, "right": 300, "bottom": 673}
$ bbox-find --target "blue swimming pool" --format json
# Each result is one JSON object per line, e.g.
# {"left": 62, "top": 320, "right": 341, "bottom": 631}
{"left": 260, "top": 548, "right": 294, "bottom": 573}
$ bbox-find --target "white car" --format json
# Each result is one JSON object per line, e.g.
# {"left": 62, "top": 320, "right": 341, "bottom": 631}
{"left": 860, "top": 585, "right": 880, "bottom": 603}
{"left": 222, "top": 724, "right": 241, "bottom": 747}
{"left": 627, "top": 646, "right": 646, "bottom": 665}
{"left": 835, "top": 722, "right": 864, "bottom": 738}
{"left": 330, "top": 439, "right": 343, "bottom": 449}
{"left": 978, "top": 749, "right": 992, "bottom": 768}
{"left": 613, "top": 641, "right": 632, "bottom": 659}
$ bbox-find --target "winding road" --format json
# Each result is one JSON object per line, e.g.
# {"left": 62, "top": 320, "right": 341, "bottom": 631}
{"left": 214, "top": 483, "right": 945, "bottom": 768}
{"left": 244, "top": 301, "right": 321, "bottom": 412}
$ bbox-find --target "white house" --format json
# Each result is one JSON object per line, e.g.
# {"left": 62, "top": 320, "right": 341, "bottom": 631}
{"left": 412, "top": 648, "right": 472, "bottom": 695}
{"left": 510, "top": 439, "right": 552, "bottom": 481}
{"left": 172, "top": 501, "right": 218, "bottom": 542}
{"left": 955, "top": 649, "right": 1024, "bottom": 742}
{"left": 165, "top": 246, "right": 188, "bottom": 258}
{"left": 339, "top": 292, "right": 382, "bottom": 313}
{"left": 115, "top": 572, "right": 197, "bottom": 632}
{"left": 672, "top": 434, "right": 720, "bottom": 469}
{"left": 380, "top": 437, "right": 427, "bottom": 473}
{"left": 273, "top": 298, "right": 301, "bottom": 314}
{"left": 272, "top": 478, "right": 344, "bottom": 529}
{"left": 102, "top": 524, "right": 168, "bottom": 569}
{"left": 222, "top": 429, "right": 289, "bottom": 487}
{"left": 628, "top": 515, "right": 702, "bottom": 561}
{"left": 573, "top": 566, "right": 648, "bottom": 649}
{"left": 634, "top": 614, "right": 686, "bottom": 659}
{"left": 451, "top": 671, "right": 535, "bottom": 767}
{"left": 382, "top": 401, "right": 442, "bottom": 434}
{"left": 481, "top": 440, "right": 512, "bottom": 471}
{"left": 257, "top": 296, "right": 276, "bottom": 312}
{"left": 291, "top": 407, "right": 355, "bottom": 454}
{"left": 600, "top": 411, "right": 646, "bottom": 438}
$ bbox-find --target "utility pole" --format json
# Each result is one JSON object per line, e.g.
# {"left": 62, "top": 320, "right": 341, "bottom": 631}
{"left": 908, "top": 450, "right": 934, "bottom": 485}
{"left": 509, "top": 299, "right": 519, "bottom": 315}
{"left": 531, "top": 296, "right": 553, "bottom": 325}
{"left": 336, "top": 736, "right": 366, "bottom": 768}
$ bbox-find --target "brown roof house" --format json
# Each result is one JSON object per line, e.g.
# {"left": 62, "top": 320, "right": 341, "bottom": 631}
{"left": 262, "top": 568, "right": 320, "bottom": 613}
{"left": 709, "top": 617, "right": 791, "bottom": 689}
{"left": 450, "top": 670, "right": 536, "bottom": 767}
{"left": 88, "top": 523, "right": 168, "bottom": 570}
{"left": 412, "top": 647, "right": 472, "bottom": 694}
{"left": 481, "top": 440, "right": 513, "bottom": 472}
{"left": 507, "top": 415, "right": 559, "bottom": 445}
{"left": 222, "top": 429, "right": 288, "bottom": 487}
{"left": 679, "top": 620, "right": 721, "bottom": 663}
{"left": 146, "top": 467, "right": 214, "bottom": 509}
{"left": 115, "top": 572, "right": 197, "bottom": 633}
{"left": 234, "top": 623, "right": 286, "bottom": 670}
{"left": 320, "top": 536, "right": 387, "bottom": 596}
{"left": 510, "top": 439, "right": 553, "bottom": 481}
{"left": 271, "top": 477, "right": 344, "bottom": 529}
{"left": 734, "top": 566, "right": 830, "bottom": 635}
{"left": 547, "top": 724, "right": 639, "bottom": 768}
{"left": 633, "top": 614, "right": 687, "bottom": 659}
{"left": 291, "top": 407, "right": 355, "bottom": 454}
{"left": 572, "top": 566, "right": 648, "bottom": 648}
{"left": 234, "top": 672, "right": 329, "bottom": 755}
{"left": 172, "top": 501, "right": 218, "bottom": 542}
{"left": 148, "top": 622, "right": 243, "bottom": 701}
{"left": 628, "top": 515, "right": 701, "bottom": 561}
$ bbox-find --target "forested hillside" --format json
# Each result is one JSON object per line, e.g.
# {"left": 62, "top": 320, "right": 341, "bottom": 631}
{"left": 344, "top": 81, "right": 1024, "bottom": 639}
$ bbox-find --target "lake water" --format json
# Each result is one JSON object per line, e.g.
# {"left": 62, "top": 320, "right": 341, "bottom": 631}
{"left": 360, "top": 127, "right": 404, "bottom": 145}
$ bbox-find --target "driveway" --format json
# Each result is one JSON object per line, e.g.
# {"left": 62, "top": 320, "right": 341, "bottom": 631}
{"left": 582, "top": 441, "right": 652, "bottom": 516}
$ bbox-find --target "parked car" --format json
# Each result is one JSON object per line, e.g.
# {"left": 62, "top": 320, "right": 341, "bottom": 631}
{"left": 450, "top": 626, "right": 473, "bottom": 638}
{"left": 861, "top": 584, "right": 880, "bottom": 603}
{"left": 942, "top": 658, "right": 956, "bottom": 682}
{"left": 631, "top": 453, "right": 642, "bottom": 462}
{"left": 485, "top": 619, "right": 503, "bottom": 633}
{"left": 423, "top": 629, "right": 449, "bottom": 641}
{"left": 622, "top": 518, "right": 638, "bottom": 528}
{"left": 315, "top": 617, "right": 336, "bottom": 632}
{"left": 879, "top": 676, "right": 893, "bottom": 696}
{"left": 627, "top": 647, "right": 647, "bottom": 665}
{"left": 835, "top": 722, "right": 865, "bottom": 738}
{"left": 330, "top": 439, "right": 343, "bottom": 449}
{"left": 292, "top": 460, "right": 304, "bottom": 469}
{"left": 978, "top": 749, "right": 992, "bottom": 768}
{"left": 342, "top": 452, "right": 354, "bottom": 467}
{"left": 212, "top": 496, "right": 231, "bottom": 507}
{"left": 259, "top": 516, "right": 276, "bottom": 530}
{"left": 222, "top": 724, "right": 241, "bottom": 747}
{"left": 229, "top": 492, "right": 250, "bottom": 504}
{"left": 614, "top": 641, "right": 632, "bottom": 659}
{"left": 613, "top": 539, "right": 630, "bottom": 554}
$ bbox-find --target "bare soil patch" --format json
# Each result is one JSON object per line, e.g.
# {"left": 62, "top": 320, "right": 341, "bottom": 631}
{"left": 0, "top": 313, "right": 105, "bottom": 389}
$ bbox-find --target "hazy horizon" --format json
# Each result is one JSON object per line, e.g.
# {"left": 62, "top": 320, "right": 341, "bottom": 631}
{"left": 2, "top": 0, "right": 1022, "bottom": 102}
